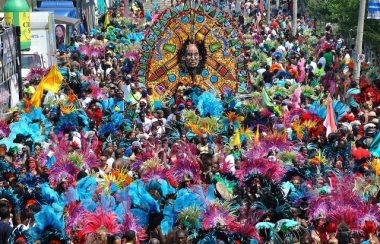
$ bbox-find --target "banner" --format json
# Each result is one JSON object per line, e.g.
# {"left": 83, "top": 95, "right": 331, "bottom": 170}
{"left": 19, "top": 12, "right": 31, "bottom": 43}
{"left": 368, "top": 0, "right": 380, "bottom": 19}
{"left": 4, "top": 13, "right": 13, "bottom": 26}
{"left": 55, "top": 24, "right": 66, "bottom": 49}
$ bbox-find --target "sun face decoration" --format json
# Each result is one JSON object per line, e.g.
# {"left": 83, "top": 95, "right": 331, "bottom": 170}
{"left": 178, "top": 40, "right": 207, "bottom": 77}
{"left": 134, "top": 2, "right": 250, "bottom": 96}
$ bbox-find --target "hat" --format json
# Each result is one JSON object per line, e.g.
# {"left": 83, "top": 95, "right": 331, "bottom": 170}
{"left": 341, "top": 122, "right": 352, "bottom": 131}
{"left": 131, "top": 141, "right": 142, "bottom": 150}
{"left": 141, "top": 89, "right": 148, "bottom": 96}
{"left": 136, "top": 133, "right": 149, "bottom": 140}
{"left": 368, "top": 111, "right": 377, "bottom": 117}
{"left": 364, "top": 123, "right": 376, "bottom": 131}
{"left": 350, "top": 120, "right": 361, "bottom": 127}
{"left": 185, "top": 100, "right": 192, "bottom": 107}
{"left": 215, "top": 182, "right": 234, "bottom": 201}
{"left": 178, "top": 103, "right": 185, "bottom": 110}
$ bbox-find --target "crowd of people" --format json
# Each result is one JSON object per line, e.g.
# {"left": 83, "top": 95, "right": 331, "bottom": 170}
{"left": 0, "top": 0, "right": 379, "bottom": 243}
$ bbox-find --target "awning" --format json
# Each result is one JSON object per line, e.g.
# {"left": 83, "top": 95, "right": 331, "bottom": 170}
{"left": 55, "top": 15, "right": 81, "bottom": 26}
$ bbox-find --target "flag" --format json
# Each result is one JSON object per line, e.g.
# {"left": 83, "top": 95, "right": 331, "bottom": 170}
{"left": 29, "top": 85, "right": 44, "bottom": 108}
{"left": 368, "top": 0, "right": 380, "bottom": 19}
{"left": 323, "top": 96, "right": 337, "bottom": 138}
{"left": 40, "top": 66, "right": 63, "bottom": 93}
{"left": 259, "top": 0, "right": 264, "bottom": 13}
{"left": 30, "top": 66, "right": 63, "bottom": 108}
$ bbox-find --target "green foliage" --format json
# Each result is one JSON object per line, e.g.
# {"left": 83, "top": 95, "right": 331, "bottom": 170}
{"left": 304, "top": 0, "right": 380, "bottom": 51}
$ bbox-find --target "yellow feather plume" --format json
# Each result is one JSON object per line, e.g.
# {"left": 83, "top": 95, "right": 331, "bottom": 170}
{"left": 291, "top": 120, "right": 304, "bottom": 141}
{"left": 302, "top": 120, "right": 318, "bottom": 130}
{"left": 232, "top": 129, "right": 241, "bottom": 148}
{"left": 240, "top": 127, "right": 253, "bottom": 142}
{"left": 100, "top": 168, "right": 133, "bottom": 191}
{"left": 372, "top": 158, "right": 380, "bottom": 176}
{"left": 226, "top": 112, "right": 244, "bottom": 123}
{"left": 187, "top": 123, "right": 204, "bottom": 137}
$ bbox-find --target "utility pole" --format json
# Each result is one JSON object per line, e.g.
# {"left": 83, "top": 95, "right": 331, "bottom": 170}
{"left": 354, "top": 0, "right": 367, "bottom": 81}
{"left": 15, "top": 26, "right": 23, "bottom": 100}
{"left": 267, "top": 0, "right": 271, "bottom": 24}
{"left": 276, "top": 0, "right": 280, "bottom": 13}
{"left": 292, "top": 0, "right": 297, "bottom": 36}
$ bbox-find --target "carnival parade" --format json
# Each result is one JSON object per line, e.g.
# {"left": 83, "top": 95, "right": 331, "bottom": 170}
{"left": 0, "top": 0, "right": 379, "bottom": 243}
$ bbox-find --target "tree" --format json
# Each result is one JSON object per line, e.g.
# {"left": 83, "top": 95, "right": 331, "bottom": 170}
{"left": 304, "top": 0, "right": 380, "bottom": 52}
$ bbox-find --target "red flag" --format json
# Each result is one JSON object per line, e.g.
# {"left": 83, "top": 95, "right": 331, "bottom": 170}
{"left": 259, "top": 0, "right": 264, "bottom": 13}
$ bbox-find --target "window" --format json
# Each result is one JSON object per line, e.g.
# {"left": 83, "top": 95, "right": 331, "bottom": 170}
{"left": 21, "top": 54, "right": 42, "bottom": 69}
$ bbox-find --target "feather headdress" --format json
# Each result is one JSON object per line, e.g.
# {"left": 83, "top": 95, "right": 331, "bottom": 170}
{"left": 99, "top": 168, "right": 134, "bottom": 193}
{"left": 176, "top": 206, "right": 202, "bottom": 230}
{"left": 77, "top": 207, "right": 121, "bottom": 239}
{"left": 25, "top": 67, "right": 48, "bottom": 82}
{"left": 120, "top": 207, "right": 147, "bottom": 240}
{"left": 48, "top": 159, "right": 79, "bottom": 188}
{"left": 0, "top": 187, "right": 21, "bottom": 213}
{"left": 8, "top": 225, "right": 34, "bottom": 244}
{"left": 32, "top": 205, "right": 66, "bottom": 241}
{"left": 169, "top": 142, "right": 201, "bottom": 185}
{"left": 139, "top": 156, "right": 168, "bottom": 183}
{"left": 236, "top": 157, "right": 286, "bottom": 185}
{"left": 196, "top": 91, "right": 224, "bottom": 118}
{"left": 64, "top": 201, "right": 85, "bottom": 236}
{"left": 201, "top": 201, "right": 237, "bottom": 230}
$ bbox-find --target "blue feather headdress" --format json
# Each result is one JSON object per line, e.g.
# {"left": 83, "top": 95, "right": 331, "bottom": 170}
{"left": 31, "top": 205, "right": 66, "bottom": 240}
{"left": 53, "top": 110, "right": 89, "bottom": 134}
{"left": 0, "top": 187, "right": 21, "bottom": 213}
{"left": 196, "top": 91, "right": 224, "bottom": 118}
{"left": 8, "top": 225, "right": 34, "bottom": 244}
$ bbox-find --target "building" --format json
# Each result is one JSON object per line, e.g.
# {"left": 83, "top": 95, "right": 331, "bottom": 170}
{"left": 0, "top": 26, "right": 21, "bottom": 116}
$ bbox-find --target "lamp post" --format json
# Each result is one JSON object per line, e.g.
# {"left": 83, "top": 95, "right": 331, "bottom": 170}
{"left": 292, "top": 0, "right": 297, "bottom": 36}
{"left": 267, "top": 0, "right": 271, "bottom": 24}
{"left": 354, "top": 0, "right": 367, "bottom": 81}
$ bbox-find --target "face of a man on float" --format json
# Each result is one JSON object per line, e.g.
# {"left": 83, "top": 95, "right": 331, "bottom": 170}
{"left": 183, "top": 43, "right": 201, "bottom": 69}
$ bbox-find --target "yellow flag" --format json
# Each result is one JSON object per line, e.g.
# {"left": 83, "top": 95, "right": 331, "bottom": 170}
{"left": 40, "top": 66, "right": 63, "bottom": 93}
{"left": 30, "top": 66, "right": 63, "bottom": 108}
{"left": 30, "top": 85, "right": 44, "bottom": 108}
